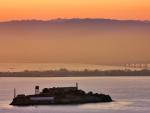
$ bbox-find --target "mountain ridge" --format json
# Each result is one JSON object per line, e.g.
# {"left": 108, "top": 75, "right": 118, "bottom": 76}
{"left": 0, "top": 18, "right": 150, "bottom": 24}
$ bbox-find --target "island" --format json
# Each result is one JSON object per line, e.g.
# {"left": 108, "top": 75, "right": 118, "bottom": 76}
{"left": 10, "top": 83, "right": 112, "bottom": 106}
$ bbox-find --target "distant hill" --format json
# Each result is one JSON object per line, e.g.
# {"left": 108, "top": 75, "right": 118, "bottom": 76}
{"left": 0, "top": 18, "right": 150, "bottom": 30}
{"left": 0, "top": 18, "right": 150, "bottom": 39}
{"left": 1, "top": 18, "right": 150, "bottom": 25}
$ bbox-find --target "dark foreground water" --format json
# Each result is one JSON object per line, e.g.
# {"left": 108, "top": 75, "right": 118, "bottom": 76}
{"left": 0, "top": 77, "right": 150, "bottom": 113}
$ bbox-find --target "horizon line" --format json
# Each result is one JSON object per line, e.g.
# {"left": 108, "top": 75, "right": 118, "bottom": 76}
{"left": 0, "top": 18, "right": 150, "bottom": 23}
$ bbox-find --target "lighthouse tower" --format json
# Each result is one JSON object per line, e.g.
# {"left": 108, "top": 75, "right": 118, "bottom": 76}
{"left": 35, "top": 86, "right": 40, "bottom": 94}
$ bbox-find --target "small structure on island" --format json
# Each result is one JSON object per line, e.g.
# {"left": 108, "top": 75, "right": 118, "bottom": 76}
{"left": 14, "top": 88, "right": 16, "bottom": 98}
{"left": 76, "top": 82, "right": 78, "bottom": 89}
{"left": 10, "top": 83, "right": 112, "bottom": 106}
{"left": 35, "top": 86, "right": 40, "bottom": 95}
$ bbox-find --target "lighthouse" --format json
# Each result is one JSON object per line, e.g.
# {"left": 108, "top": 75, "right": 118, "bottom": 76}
{"left": 35, "top": 86, "right": 40, "bottom": 94}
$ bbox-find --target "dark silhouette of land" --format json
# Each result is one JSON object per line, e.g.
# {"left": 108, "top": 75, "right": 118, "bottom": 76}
{"left": 11, "top": 85, "right": 112, "bottom": 106}
{"left": 1, "top": 18, "right": 150, "bottom": 35}
{"left": 0, "top": 69, "right": 150, "bottom": 77}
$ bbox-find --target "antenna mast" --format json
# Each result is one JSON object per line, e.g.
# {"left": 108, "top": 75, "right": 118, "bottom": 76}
{"left": 14, "top": 88, "right": 16, "bottom": 98}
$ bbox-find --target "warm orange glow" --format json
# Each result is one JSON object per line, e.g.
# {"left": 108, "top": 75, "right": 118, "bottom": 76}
{"left": 0, "top": 0, "right": 150, "bottom": 21}
{"left": 0, "top": 0, "right": 150, "bottom": 65}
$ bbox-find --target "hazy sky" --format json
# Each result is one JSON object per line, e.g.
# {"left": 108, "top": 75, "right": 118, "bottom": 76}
{"left": 0, "top": 20, "right": 150, "bottom": 65}
{"left": 0, "top": 1, "right": 150, "bottom": 65}
{"left": 0, "top": 0, "right": 150, "bottom": 21}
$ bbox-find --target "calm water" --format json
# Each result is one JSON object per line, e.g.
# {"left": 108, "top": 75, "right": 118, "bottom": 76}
{"left": 0, "top": 77, "right": 150, "bottom": 113}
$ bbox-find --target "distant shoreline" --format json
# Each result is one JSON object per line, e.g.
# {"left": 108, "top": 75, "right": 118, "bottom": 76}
{"left": 0, "top": 69, "right": 150, "bottom": 77}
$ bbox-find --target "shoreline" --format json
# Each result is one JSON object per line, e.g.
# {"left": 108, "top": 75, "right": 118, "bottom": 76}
{"left": 0, "top": 69, "right": 150, "bottom": 77}
{"left": 1, "top": 75, "right": 150, "bottom": 77}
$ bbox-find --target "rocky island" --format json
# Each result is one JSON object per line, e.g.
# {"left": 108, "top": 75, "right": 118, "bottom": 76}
{"left": 10, "top": 83, "right": 112, "bottom": 106}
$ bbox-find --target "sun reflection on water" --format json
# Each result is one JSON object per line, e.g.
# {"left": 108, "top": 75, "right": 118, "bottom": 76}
{"left": 79, "top": 101, "right": 133, "bottom": 110}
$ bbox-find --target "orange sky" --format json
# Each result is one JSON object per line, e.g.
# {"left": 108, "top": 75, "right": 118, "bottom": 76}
{"left": 0, "top": 0, "right": 150, "bottom": 21}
